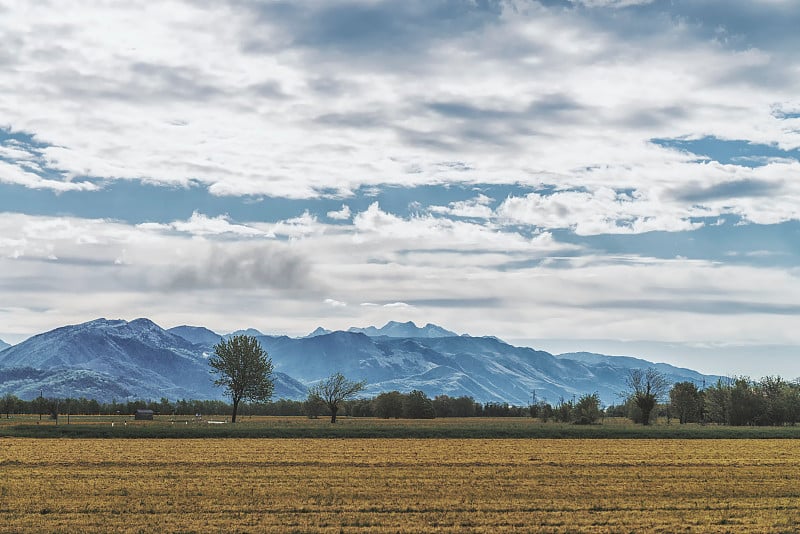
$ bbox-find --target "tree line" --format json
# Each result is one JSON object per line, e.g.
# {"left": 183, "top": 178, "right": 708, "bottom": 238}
{"left": 604, "top": 372, "right": 800, "bottom": 426}
{"left": 4, "top": 333, "right": 799, "bottom": 426}
{"left": 0, "top": 391, "right": 528, "bottom": 420}
{"left": 4, "top": 375, "right": 799, "bottom": 426}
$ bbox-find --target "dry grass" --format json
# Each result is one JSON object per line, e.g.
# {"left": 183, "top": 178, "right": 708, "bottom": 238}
{"left": 1, "top": 438, "right": 798, "bottom": 532}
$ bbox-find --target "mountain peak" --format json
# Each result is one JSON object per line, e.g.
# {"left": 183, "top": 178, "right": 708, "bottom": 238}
{"left": 0, "top": 338, "right": 10, "bottom": 351}
{"left": 306, "top": 327, "right": 332, "bottom": 338}
{"left": 228, "top": 328, "right": 264, "bottom": 338}
{"left": 348, "top": 321, "right": 457, "bottom": 338}
{"left": 168, "top": 325, "right": 223, "bottom": 346}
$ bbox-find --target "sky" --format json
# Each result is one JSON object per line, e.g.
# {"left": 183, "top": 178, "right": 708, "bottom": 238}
{"left": 1, "top": 0, "right": 799, "bottom": 378}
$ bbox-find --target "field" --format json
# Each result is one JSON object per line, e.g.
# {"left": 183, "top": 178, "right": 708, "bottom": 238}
{"left": 4, "top": 414, "right": 800, "bottom": 438}
{"left": 1, "top": 436, "right": 799, "bottom": 533}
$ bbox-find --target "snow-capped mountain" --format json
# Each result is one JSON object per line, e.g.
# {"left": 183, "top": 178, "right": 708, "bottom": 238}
{"left": 348, "top": 320, "right": 458, "bottom": 338}
{"left": 0, "top": 318, "right": 721, "bottom": 405}
{"left": 0, "top": 318, "right": 305, "bottom": 402}
{"left": 0, "top": 318, "right": 215, "bottom": 400}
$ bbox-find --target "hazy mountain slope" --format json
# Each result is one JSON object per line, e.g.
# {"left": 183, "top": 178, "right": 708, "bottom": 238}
{"left": 306, "top": 327, "right": 332, "bottom": 338}
{"left": 0, "top": 339, "right": 10, "bottom": 351}
{"left": 0, "top": 319, "right": 724, "bottom": 406}
{"left": 348, "top": 321, "right": 457, "bottom": 338}
{"left": 167, "top": 325, "right": 223, "bottom": 347}
{"left": 229, "top": 328, "right": 265, "bottom": 338}
{"left": 557, "top": 352, "right": 711, "bottom": 382}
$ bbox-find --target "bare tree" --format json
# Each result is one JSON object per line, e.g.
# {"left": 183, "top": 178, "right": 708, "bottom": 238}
{"left": 308, "top": 373, "right": 366, "bottom": 423}
{"left": 625, "top": 368, "right": 669, "bottom": 425}
{"left": 209, "top": 335, "right": 274, "bottom": 423}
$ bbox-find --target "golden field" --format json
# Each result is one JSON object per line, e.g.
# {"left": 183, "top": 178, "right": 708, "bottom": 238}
{"left": 0, "top": 438, "right": 798, "bottom": 533}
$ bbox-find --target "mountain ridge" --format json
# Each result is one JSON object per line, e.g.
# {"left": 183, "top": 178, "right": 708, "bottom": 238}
{"left": 347, "top": 321, "right": 458, "bottom": 338}
{"left": 0, "top": 318, "right": 722, "bottom": 405}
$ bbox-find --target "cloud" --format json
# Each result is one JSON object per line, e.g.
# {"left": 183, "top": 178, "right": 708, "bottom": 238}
{"left": 139, "top": 211, "right": 269, "bottom": 237}
{"left": 324, "top": 298, "right": 347, "bottom": 308}
{"left": 3, "top": 0, "right": 800, "bottom": 372}
{"left": 158, "top": 243, "right": 312, "bottom": 292}
{"left": 1, "top": 0, "right": 797, "bottom": 212}
{"left": 571, "top": 0, "right": 655, "bottom": 7}
{"left": 0, "top": 160, "right": 99, "bottom": 192}
{"left": 497, "top": 188, "right": 702, "bottom": 235}
{"left": 353, "top": 201, "right": 575, "bottom": 253}
{"left": 382, "top": 302, "right": 413, "bottom": 309}
{"left": 428, "top": 194, "right": 494, "bottom": 219}
{"left": 326, "top": 204, "right": 352, "bottom": 220}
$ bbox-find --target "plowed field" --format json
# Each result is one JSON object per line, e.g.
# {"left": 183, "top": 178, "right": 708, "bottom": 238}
{"left": 1, "top": 438, "right": 798, "bottom": 532}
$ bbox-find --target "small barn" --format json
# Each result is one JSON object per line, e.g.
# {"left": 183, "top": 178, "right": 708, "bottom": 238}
{"left": 134, "top": 409, "right": 154, "bottom": 421}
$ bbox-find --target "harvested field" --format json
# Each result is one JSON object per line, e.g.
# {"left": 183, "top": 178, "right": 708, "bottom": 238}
{"left": 1, "top": 438, "right": 798, "bottom": 532}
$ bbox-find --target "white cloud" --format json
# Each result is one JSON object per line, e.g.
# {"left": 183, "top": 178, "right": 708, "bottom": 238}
{"left": 0, "top": 160, "right": 98, "bottom": 192}
{"left": 428, "top": 194, "right": 494, "bottom": 219}
{"left": 382, "top": 302, "right": 413, "bottom": 309}
{"left": 324, "top": 298, "right": 347, "bottom": 308}
{"left": 3, "top": 1, "right": 800, "bottom": 374}
{"left": 141, "top": 211, "right": 269, "bottom": 237}
{"left": 271, "top": 211, "right": 323, "bottom": 239}
{"left": 1, "top": 0, "right": 797, "bottom": 214}
{"left": 326, "top": 204, "right": 352, "bottom": 220}
{"left": 573, "top": 0, "right": 655, "bottom": 7}
{"left": 497, "top": 188, "right": 703, "bottom": 235}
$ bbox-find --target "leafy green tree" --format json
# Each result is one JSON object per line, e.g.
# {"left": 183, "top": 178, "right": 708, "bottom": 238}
{"left": 554, "top": 397, "right": 574, "bottom": 423}
{"left": 346, "top": 398, "right": 374, "bottom": 417}
{"left": 373, "top": 391, "right": 404, "bottom": 419}
{"left": 209, "top": 335, "right": 274, "bottom": 423}
{"left": 402, "top": 390, "right": 436, "bottom": 419}
{"left": 573, "top": 393, "right": 601, "bottom": 425}
{"left": 451, "top": 396, "right": 477, "bottom": 417}
{"left": 303, "top": 395, "right": 325, "bottom": 419}
{"left": 729, "top": 377, "right": 762, "bottom": 426}
{"left": 669, "top": 381, "right": 703, "bottom": 424}
{"left": 625, "top": 368, "right": 669, "bottom": 426}
{"left": 432, "top": 395, "right": 453, "bottom": 417}
{"left": 308, "top": 373, "right": 366, "bottom": 423}
{"left": 703, "top": 379, "right": 731, "bottom": 424}
{"left": 758, "top": 376, "right": 797, "bottom": 426}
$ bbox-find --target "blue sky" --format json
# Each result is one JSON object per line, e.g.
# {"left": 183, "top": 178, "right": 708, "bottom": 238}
{"left": 1, "top": 0, "right": 799, "bottom": 377}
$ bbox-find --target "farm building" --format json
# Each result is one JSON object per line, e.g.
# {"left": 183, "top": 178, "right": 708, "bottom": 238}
{"left": 134, "top": 409, "right": 154, "bottom": 420}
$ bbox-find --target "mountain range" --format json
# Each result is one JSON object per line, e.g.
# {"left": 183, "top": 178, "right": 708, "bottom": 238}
{"left": 0, "top": 338, "right": 9, "bottom": 352}
{"left": 0, "top": 318, "right": 719, "bottom": 405}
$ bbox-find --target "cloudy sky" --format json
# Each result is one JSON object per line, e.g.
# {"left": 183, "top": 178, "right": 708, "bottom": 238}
{"left": 2, "top": 0, "right": 799, "bottom": 377}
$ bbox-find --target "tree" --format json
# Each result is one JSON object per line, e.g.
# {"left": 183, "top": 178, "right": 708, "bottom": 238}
{"left": 402, "top": 390, "right": 436, "bottom": 419}
{"left": 432, "top": 395, "right": 453, "bottom": 417}
{"left": 704, "top": 379, "right": 731, "bottom": 424}
{"left": 1, "top": 393, "right": 22, "bottom": 418}
{"left": 729, "top": 377, "right": 761, "bottom": 426}
{"left": 308, "top": 373, "right": 366, "bottom": 423}
{"left": 209, "top": 335, "right": 274, "bottom": 423}
{"left": 625, "top": 368, "right": 669, "bottom": 426}
{"left": 373, "top": 391, "right": 404, "bottom": 419}
{"left": 669, "top": 382, "right": 703, "bottom": 424}
{"left": 573, "top": 393, "right": 601, "bottom": 425}
{"left": 451, "top": 396, "right": 477, "bottom": 417}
